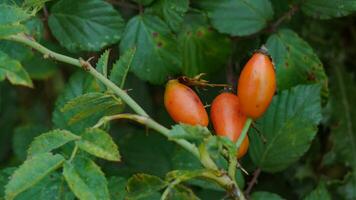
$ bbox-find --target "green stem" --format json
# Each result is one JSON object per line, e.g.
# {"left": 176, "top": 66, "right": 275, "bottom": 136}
{"left": 228, "top": 151, "right": 237, "bottom": 182}
{"left": 199, "top": 142, "right": 219, "bottom": 171}
{"left": 7, "top": 34, "right": 80, "bottom": 67}
{"left": 236, "top": 118, "right": 253, "bottom": 149}
{"left": 94, "top": 114, "right": 200, "bottom": 158}
{"left": 6, "top": 34, "right": 149, "bottom": 117}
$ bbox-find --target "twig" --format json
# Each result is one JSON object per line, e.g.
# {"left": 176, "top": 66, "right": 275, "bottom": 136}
{"left": 138, "top": 4, "right": 144, "bottom": 14}
{"left": 268, "top": 4, "right": 300, "bottom": 33}
{"left": 244, "top": 168, "right": 261, "bottom": 196}
{"left": 42, "top": 5, "right": 49, "bottom": 20}
{"left": 226, "top": 57, "right": 236, "bottom": 92}
{"left": 107, "top": 0, "right": 139, "bottom": 10}
{"left": 233, "top": 4, "right": 300, "bottom": 41}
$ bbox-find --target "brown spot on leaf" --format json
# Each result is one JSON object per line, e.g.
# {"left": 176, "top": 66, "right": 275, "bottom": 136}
{"left": 307, "top": 72, "right": 316, "bottom": 81}
{"left": 157, "top": 42, "right": 163, "bottom": 48}
{"left": 196, "top": 30, "right": 204, "bottom": 37}
{"left": 285, "top": 62, "right": 289, "bottom": 68}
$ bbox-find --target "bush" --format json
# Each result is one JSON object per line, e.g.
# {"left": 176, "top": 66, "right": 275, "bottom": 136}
{"left": 0, "top": 0, "right": 355, "bottom": 199}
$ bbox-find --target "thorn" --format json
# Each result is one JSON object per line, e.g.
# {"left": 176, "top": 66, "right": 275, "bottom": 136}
{"left": 79, "top": 57, "right": 90, "bottom": 71}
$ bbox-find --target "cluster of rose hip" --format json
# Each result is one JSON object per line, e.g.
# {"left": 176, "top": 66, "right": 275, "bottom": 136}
{"left": 164, "top": 50, "right": 276, "bottom": 158}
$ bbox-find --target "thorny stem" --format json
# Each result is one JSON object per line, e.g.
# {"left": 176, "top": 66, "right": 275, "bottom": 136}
{"left": 6, "top": 34, "right": 149, "bottom": 117}
{"left": 5, "top": 34, "right": 247, "bottom": 200}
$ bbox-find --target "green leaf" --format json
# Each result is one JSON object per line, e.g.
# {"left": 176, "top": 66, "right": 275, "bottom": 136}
{"left": 27, "top": 129, "right": 80, "bottom": 157}
{"left": 266, "top": 29, "right": 328, "bottom": 96}
{"left": 126, "top": 174, "right": 167, "bottom": 200}
{"left": 120, "top": 14, "right": 181, "bottom": 84}
{"left": 63, "top": 157, "right": 110, "bottom": 200}
{"left": 167, "top": 185, "right": 200, "bottom": 200}
{"left": 52, "top": 72, "right": 112, "bottom": 133}
{"left": 249, "top": 85, "right": 322, "bottom": 172}
{"left": 22, "top": 54, "right": 58, "bottom": 80}
{"left": 0, "top": 24, "right": 26, "bottom": 38}
{"left": 170, "top": 146, "right": 245, "bottom": 191}
{"left": 5, "top": 153, "right": 65, "bottom": 200}
{"left": 198, "top": 0, "right": 274, "bottom": 36}
{"left": 108, "top": 177, "right": 126, "bottom": 200}
{"left": 0, "top": 41, "right": 32, "bottom": 61}
{"left": 201, "top": 136, "right": 229, "bottom": 170}
{"left": 48, "top": 0, "right": 125, "bottom": 52}
{"left": 178, "top": 13, "right": 231, "bottom": 76}
{"left": 171, "top": 149, "right": 202, "bottom": 171}
{"left": 15, "top": 172, "right": 75, "bottom": 200}
{"left": 165, "top": 170, "right": 204, "bottom": 182}
{"left": 23, "top": 16, "right": 44, "bottom": 40}
{"left": 147, "top": 0, "right": 189, "bottom": 32}
{"left": 170, "top": 148, "right": 225, "bottom": 190}
{"left": 12, "top": 124, "right": 47, "bottom": 161}
{"left": 327, "top": 66, "right": 356, "bottom": 169}
{"left": 251, "top": 191, "right": 285, "bottom": 200}
{"left": 109, "top": 47, "right": 136, "bottom": 88}
{"left": 0, "top": 50, "right": 33, "bottom": 87}
{"left": 96, "top": 49, "right": 110, "bottom": 78}
{"left": 60, "top": 92, "right": 123, "bottom": 126}
{"left": 117, "top": 127, "right": 174, "bottom": 177}
{"left": 77, "top": 128, "right": 120, "bottom": 161}
{"left": 304, "top": 182, "right": 331, "bottom": 200}
{"left": 302, "top": 0, "right": 356, "bottom": 19}
{"left": 0, "top": 169, "right": 12, "bottom": 199}
{"left": 0, "top": 4, "right": 30, "bottom": 25}
{"left": 23, "top": 0, "right": 51, "bottom": 12}
{"left": 169, "top": 124, "right": 211, "bottom": 142}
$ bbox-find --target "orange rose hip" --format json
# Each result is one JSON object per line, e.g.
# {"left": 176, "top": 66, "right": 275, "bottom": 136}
{"left": 164, "top": 79, "right": 209, "bottom": 126}
{"left": 211, "top": 93, "right": 249, "bottom": 158}
{"left": 238, "top": 51, "right": 276, "bottom": 119}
